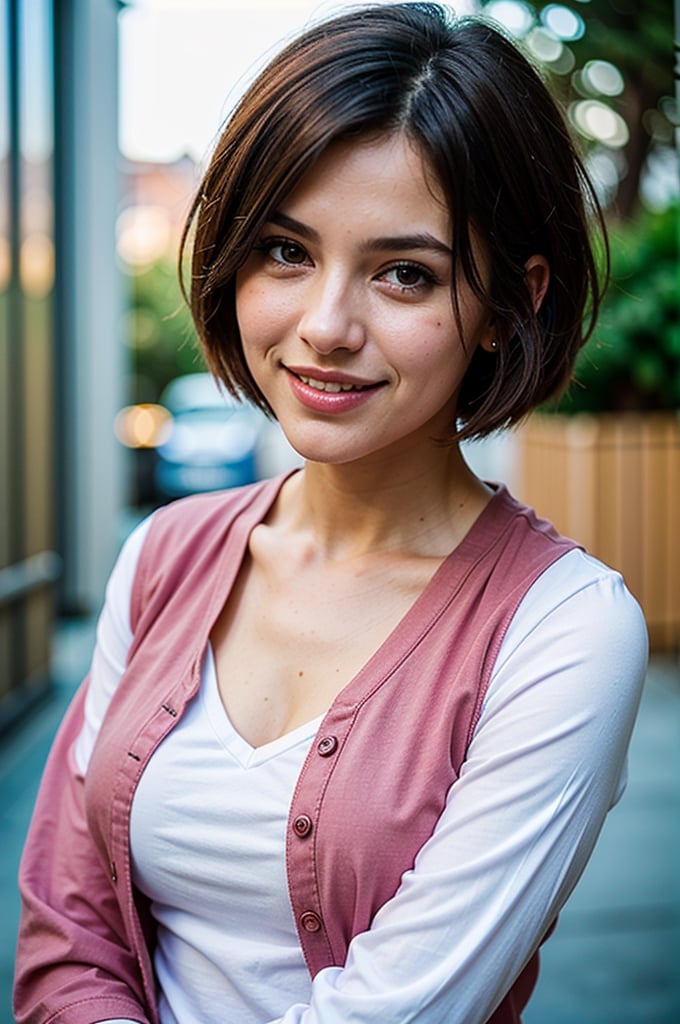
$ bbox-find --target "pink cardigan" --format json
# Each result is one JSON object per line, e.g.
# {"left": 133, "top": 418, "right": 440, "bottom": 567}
{"left": 15, "top": 475, "right": 575, "bottom": 1024}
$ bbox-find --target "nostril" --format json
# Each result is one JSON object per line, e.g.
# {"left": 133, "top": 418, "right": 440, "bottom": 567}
{"left": 297, "top": 314, "right": 366, "bottom": 354}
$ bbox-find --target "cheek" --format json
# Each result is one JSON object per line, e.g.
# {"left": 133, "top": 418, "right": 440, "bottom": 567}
{"left": 404, "top": 323, "right": 477, "bottom": 408}
{"left": 235, "top": 278, "right": 264, "bottom": 340}
{"left": 398, "top": 316, "right": 466, "bottom": 374}
{"left": 236, "top": 278, "right": 295, "bottom": 349}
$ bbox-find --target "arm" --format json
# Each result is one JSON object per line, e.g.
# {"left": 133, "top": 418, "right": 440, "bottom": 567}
{"left": 14, "top": 520, "right": 153, "bottom": 1024}
{"left": 270, "top": 554, "right": 648, "bottom": 1023}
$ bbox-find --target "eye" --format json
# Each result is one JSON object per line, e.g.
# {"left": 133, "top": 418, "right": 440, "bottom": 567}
{"left": 380, "top": 262, "right": 439, "bottom": 291}
{"left": 258, "top": 237, "right": 310, "bottom": 267}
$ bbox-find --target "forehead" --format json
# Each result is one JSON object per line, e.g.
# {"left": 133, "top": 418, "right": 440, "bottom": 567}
{"left": 277, "top": 133, "right": 450, "bottom": 231}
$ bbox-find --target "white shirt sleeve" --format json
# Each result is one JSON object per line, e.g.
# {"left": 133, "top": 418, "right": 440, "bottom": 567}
{"left": 74, "top": 514, "right": 154, "bottom": 775}
{"left": 268, "top": 553, "right": 648, "bottom": 1024}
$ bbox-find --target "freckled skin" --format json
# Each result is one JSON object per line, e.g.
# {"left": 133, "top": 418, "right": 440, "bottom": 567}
{"left": 235, "top": 134, "right": 495, "bottom": 472}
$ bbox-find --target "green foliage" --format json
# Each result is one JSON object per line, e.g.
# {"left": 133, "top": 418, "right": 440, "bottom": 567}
{"left": 480, "top": 0, "right": 677, "bottom": 218}
{"left": 122, "top": 259, "right": 205, "bottom": 404}
{"left": 555, "top": 205, "right": 680, "bottom": 412}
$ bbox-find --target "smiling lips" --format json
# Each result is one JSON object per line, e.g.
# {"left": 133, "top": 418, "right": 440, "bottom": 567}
{"left": 296, "top": 373, "right": 370, "bottom": 393}
{"left": 286, "top": 367, "right": 384, "bottom": 413}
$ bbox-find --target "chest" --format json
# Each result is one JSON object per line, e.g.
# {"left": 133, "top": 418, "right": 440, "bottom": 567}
{"left": 129, "top": 655, "right": 315, "bottom": 1022}
{"left": 211, "top": 542, "right": 440, "bottom": 748}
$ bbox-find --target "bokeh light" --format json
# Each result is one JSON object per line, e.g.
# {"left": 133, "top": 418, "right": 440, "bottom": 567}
{"left": 569, "top": 99, "right": 630, "bottom": 148}
{"left": 114, "top": 403, "right": 173, "bottom": 448}
{"left": 483, "top": 0, "right": 534, "bottom": 36}
{"left": 19, "top": 233, "right": 55, "bottom": 297}
{"left": 541, "top": 4, "right": 585, "bottom": 41}
{"left": 585, "top": 147, "right": 625, "bottom": 205}
{"left": 526, "top": 27, "right": 564, "bottom": 63}
{"left": 581, "top": 59, "right": 625, "bottom": 97}
{"left": 116, "top": 205, "right": 172, "bottom": 266}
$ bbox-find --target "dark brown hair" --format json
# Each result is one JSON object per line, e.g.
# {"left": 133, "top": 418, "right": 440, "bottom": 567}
{"left": 180, "top": 2, "right": 607, "bottom": 440}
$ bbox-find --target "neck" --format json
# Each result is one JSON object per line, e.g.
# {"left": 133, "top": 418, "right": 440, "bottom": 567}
{"left": 277, "top": 445, "right": 492, "bottom": 562}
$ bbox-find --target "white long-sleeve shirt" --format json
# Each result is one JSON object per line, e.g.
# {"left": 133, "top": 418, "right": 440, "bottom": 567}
{"left": 81, "top": 513, "right": 647, "bottom": 1024}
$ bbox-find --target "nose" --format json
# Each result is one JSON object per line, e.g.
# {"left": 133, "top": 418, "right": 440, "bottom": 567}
{"left": 296, "top": 271, "right": 365, "bottom": 354}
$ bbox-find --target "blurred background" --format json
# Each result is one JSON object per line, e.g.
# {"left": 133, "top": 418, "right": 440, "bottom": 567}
{"left": 0, "top": 0, "right": 678, "bottom": 1020}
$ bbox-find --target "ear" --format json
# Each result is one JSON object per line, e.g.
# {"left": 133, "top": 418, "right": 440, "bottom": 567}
{"left": 479, "top": 328, "right": 499, "bottom": 354}
{"left": 478, "top": 255, "right": 551, "bottom": 354}
{"left": 524, "top": 254, "right": 550, "bottom": 313}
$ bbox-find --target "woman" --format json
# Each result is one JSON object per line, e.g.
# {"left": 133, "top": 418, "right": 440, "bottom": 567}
{"left": 15, "top": 5, "right": 647, "bottom": 1023}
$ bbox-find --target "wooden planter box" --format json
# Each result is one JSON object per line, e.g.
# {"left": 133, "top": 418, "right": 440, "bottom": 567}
{"left": 515, "top": 412, "right": 680, "bottom": 652}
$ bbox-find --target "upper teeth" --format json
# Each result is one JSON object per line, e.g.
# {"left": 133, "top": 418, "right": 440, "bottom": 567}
{"left": 298, "top": 374, "right": 362, "bottom": 393}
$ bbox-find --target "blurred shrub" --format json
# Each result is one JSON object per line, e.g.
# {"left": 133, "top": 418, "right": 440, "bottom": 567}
{"left": 554, "top": 205, "right": 680, "bottom": 413}
{"left": 122, "top": 258, "right": 204, "bottom": 403}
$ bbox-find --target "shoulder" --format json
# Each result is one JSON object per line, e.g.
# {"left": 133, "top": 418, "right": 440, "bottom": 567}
{"left": 135, "top": 476, "right": 282, "bottom": 574}
{"left": 474, "top": 486, "right": 579, "bottom": 590}
{"left": 491, "top": 547, "right": 648, "bottom": 715}
{"left": 513, "top": 547, "right": 647, "bottom": 649}
{"left": 485, "top": 487, "right": 647, "bottom": 657}
{"left": 146, "top": 479, "right": 266, "bottom": 536}
{"left": 128, "top": 474, "right": 292, "bottom": 632}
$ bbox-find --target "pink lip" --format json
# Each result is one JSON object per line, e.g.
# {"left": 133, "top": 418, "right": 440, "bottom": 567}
{"left": 285, "top": 365, "right": 379, "bottom": 388}
{"left": 285, "top": 366, "right": 385, "bottom": 414}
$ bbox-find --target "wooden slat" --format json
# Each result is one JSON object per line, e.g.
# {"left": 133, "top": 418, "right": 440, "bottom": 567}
{"left": 516, "top": 413, "right": 680, "bottom": 652}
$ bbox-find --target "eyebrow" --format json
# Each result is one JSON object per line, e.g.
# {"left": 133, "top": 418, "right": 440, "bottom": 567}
{"left": 268, "top": 211, "right": 452, "bottom": 258}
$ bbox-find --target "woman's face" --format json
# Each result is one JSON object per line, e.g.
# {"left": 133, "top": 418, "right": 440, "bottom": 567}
{"left": 235, "top": 133, "right": 494, "bottom": 468}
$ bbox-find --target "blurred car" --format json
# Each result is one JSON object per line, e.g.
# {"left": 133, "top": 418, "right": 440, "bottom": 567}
{"left": 153, "top": 373, "right": 301, "bottom": 500}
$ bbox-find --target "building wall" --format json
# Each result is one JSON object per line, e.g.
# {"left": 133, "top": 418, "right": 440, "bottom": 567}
{"left": 54, "top": 0, "right": 126, "bottom": 616}
{"left": 0, "top": 0, "right": 58, "bottom": 727}
{"left": 0, "top": 0, "right": 124, "bottom": 731}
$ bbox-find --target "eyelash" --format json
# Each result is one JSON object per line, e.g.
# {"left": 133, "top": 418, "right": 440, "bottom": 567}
{"left": 254, "top": 237, "right": 309, "bottom": 266}
{"left": 381, "top": 261, "right": 440, "bottom": 293}
{"left": 253, "top": 236, "right": 440, "bottom": 294}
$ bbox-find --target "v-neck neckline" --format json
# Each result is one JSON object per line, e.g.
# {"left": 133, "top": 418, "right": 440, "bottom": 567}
{"left": 196, "top": 473, "right": 514, "bottom": 748}
{"left": 201, "top": 643, "right": 323, "bottom": 767}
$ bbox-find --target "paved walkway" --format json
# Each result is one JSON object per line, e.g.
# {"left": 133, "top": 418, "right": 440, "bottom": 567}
{"left": 1, "top": 619, "right": 678, "bottom": 1023}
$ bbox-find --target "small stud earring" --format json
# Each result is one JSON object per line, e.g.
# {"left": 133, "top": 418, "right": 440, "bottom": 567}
{"left": 489, "top": 339, "right": 498, "bottom": 351}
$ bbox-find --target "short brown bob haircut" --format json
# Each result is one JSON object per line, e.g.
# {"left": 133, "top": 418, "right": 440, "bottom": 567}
{"left": 180, "top": 1, "right": 607, "bottom": 441}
